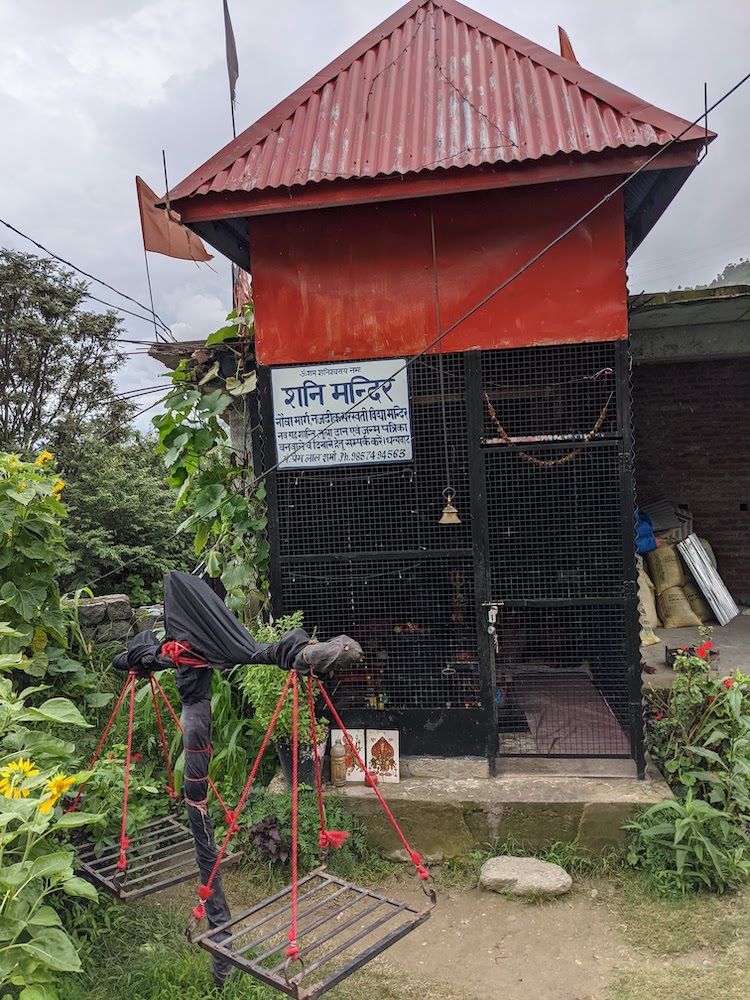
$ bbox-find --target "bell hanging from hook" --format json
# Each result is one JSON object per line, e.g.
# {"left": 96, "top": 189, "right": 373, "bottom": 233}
{"left": 439, "top": 489, "right": 461, "bottom": 526}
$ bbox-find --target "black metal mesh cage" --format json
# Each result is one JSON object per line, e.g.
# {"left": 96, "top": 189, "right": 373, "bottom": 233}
{"left": 261, "top": 340, "right": 639, "bottom": 762}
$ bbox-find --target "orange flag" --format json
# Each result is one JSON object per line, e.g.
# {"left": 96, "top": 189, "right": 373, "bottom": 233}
{"left": 136, "top": 176, "right": 213, "bottom": 262}
{"left": 558, "top": 26, "right": 579, "bottom": 64}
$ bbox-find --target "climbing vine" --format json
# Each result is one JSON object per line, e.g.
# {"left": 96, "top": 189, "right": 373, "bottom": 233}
{"left": 153, "top": 302, "right": 269, "bottom": 617}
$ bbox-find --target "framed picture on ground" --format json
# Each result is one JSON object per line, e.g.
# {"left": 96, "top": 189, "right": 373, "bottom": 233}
{"left": 331, "top": 728, "right": 366, "bottom": 783}
{"left": 366, "top": 729, "right": 400, "bottom": 783}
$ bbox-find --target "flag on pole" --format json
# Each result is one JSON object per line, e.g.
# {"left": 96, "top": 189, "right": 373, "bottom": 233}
{"left": 135, "top": 176, "right": 213, "bottom": 262}
{"left": 558, "top": 26, "right": 579, "bottom": 64}
{"left": 223, "top": 0, "right": 239, "bottom": 109}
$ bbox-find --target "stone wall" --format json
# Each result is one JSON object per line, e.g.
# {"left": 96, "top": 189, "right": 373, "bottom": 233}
{"left": 72, "top": 595, "right": 162, "bottom": 647}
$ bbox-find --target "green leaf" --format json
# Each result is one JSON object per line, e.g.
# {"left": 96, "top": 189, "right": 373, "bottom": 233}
{"left": 205, "top": 550, "right": 224, "bottom": 578}
{"left": 196, "top": 389, "right": 232, "bottom": 417}
{"left": 20, "top": 985, "right": 57, "bottom": 1000}
{"left": 221, "top": 561, "right": 254, "bottom": 593}
{"left": 84, "top": 692, "right": 113, "bottom": 708}
{"left": 0, "top": 500, "right": 17, "bottom": 533}
{"left": 0, "top": 580, "right": 47, "bottom": 621}
{"left": 27, "top": 906, "right": 62, "bottom": 928}
{"left": 198, "top": 361, "right": 221, "bottom": 385}
{"left": 20, "top": 927, "right": 82, "bottom": 972}
{"left": 53, "top": 813, "right": 104, "bottom": 831}
{"left": 30, "top": 851, "right": 75, "bottom": 880}
{"left": 0, "top": 915, "right": 24, "bottom": 942}
{"left": 193, "top": 521, "right": 210, "bottom": 554}
{"left": 205, "top": 325, "right": 238, "bottom": 347}
{"left": 25, "top": 697, "right": 90, "bottom": 727}
{"left": 62, "top": 875, "right": 98, "bottom": 900}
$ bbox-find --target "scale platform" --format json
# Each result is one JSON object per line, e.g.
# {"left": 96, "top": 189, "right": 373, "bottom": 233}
{"left": 193, "top": 867, "right": 435, "bottom": 999}
{"left": 76, "top": 815, "right": 241, "bottom": 901}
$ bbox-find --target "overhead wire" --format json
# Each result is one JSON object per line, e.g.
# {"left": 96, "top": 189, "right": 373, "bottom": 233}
{"left": 0, "top": 217, "right": 176, "bottom": 341}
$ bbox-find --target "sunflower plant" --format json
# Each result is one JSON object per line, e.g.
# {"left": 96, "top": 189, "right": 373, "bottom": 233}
{"left": 0, "top": 677, "right": 103, "bottom": 998}
{"left": 0, "top": 451, "right": 69, "bottom": 682}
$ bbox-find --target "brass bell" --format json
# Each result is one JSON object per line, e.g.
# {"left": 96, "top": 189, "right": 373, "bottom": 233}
{"left": 439, "top": 492, "right": 461, "bottom": 525}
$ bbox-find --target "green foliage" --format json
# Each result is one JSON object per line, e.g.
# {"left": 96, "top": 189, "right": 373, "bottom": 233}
{"left": 0, "top": 249, "right": 133, "bottom": 459}
{"left": 0, "top": 452, "right": 69, "bottom": 679}
{"left": 55, "top": 900, "right": 275, "bottom": 1000}
{"left": 153, "top": 304, "right": 268, "bottom": 617}
{"left": 239, "top": 787, "right": 392, "bottom": 883}
{"left": 239, "top": 614, "right": 328, "bottom": 746}
{"left": 634, "top": 636, "right": 750, "bottom": 895}
{"left": 71, "top": 747, "right": 166, "bottom": 856}
{"left": 0, "top": 677, "right": 102, "bottom": 997}
{"left": 625, "top": 794, "right": 750, "bottom": 897}
{"left": 57, "top": 434, "right": 193, "bottom": 604}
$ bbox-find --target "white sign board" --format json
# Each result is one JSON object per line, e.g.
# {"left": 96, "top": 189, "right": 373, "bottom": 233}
{"left": 271, "top": 359, "right": 412, "bottom": 470}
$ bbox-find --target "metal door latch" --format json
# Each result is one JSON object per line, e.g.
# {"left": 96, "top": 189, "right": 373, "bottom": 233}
{"left": 487, "top": 604, "right": 499, "bottom": 654}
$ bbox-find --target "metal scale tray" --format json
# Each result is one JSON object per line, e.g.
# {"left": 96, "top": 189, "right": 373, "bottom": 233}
{"left": 76, "top": 814, "right": 240, "bottom": 901}
{"left": 193, "top": 867, "right": 435, "bottom": 999}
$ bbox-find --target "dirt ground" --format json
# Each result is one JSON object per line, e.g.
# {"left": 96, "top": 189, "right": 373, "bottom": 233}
{"left": 352, "top": 879, "right": 631, "bottom": 1000}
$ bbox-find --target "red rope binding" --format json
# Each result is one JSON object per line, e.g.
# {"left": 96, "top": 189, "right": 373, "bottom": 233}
{"left": 193, "top": 670, "right": 295, "bottom": 922}
{"left": 161, "top": 639, "right": 208, "bottom": 667}
{"left": 66, "top": 672, "right": 132, "bottom": 813}
{"left": 149, "top": 675, "right": 178, "bottom": 799}
{"left": 117, "top": 671, "right": 137, "bottom": 872}
{"left": 315, "top": 678, "right": 431, "bottom": 880}
{"left": 307, "top": 675, "right": 349, "bottom": 853}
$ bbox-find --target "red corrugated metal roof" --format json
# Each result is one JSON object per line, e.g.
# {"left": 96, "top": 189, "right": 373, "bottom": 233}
{"left": 170, "top": 0, "right": 709, "bottom": 203}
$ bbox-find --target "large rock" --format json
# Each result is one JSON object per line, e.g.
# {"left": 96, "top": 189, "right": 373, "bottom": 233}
{"left": 479, "top": 856, "right": 572, "bottom": 897}
{"left": 95, "top": 619, "right": 132, "bottom": 644}
{"left": 104, "top": 595, "right": 132, "bottom": 622}
{"left": 75, "top": 599, "right": 107, "bottom": 627}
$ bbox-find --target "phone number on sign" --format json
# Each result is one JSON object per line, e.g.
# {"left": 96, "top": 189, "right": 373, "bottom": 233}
{"left": 339, "top": 448, "right": 409, "bottom": 463}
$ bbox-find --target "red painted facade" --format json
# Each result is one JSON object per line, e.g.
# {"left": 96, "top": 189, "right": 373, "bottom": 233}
{"left": 251, "top": 177, "right": 627, "bottom": 366}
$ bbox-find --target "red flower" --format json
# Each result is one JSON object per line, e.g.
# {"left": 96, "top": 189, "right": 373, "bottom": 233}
{"left": 107, "top": 754, "right": 114, "bottom": 760}
{"left": 132, "top": 753, "right": 141, "bottom": 761}
{"left": 724, "top": 678, "right": 735, "bottom": 689}
{"left": 655, "top": 713, "right": 664, "bottom": 721}
{"left": 696, "top": 648, "right": 707, "bottom": 660}
{"left": 703, "top": 641, "right": 715, "bottom": 650}
{"left": 707, "top": 695, "right": 715, "bottom": 702}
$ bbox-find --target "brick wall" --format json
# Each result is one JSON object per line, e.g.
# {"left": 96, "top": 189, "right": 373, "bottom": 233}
{"left": 632, "top": 357, "right": 750, "bottom": 602}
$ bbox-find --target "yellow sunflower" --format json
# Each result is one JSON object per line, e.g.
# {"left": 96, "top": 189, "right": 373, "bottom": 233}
{"left": 35, "top": 451, "right": 53, "bottom": 467}
{"left": 52, "top": 480, "right": 65, "bottom": 496}
{"left": 38, "top": 773, "right": 75, "bottom": 815}
{"left": 0, "top": 757, "right": 40, "bottom": 799}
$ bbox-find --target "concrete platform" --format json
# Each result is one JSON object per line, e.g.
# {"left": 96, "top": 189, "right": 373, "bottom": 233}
{"left": 641, "top": 610, "right": 750, "bottom": 690}
{"left": 336, "top": 771, "right": 667, "bottom": 860}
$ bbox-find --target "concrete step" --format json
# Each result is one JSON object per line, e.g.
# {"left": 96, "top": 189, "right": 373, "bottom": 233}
{"left": 335, "top": 771, "right": 667, "bottom": 860}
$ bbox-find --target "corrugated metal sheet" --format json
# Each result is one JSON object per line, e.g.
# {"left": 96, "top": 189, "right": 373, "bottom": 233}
{"left": 171, "top": 0, "right": 708, "bottom": 203}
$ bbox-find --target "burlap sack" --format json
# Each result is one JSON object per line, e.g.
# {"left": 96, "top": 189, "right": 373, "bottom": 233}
{"left": 637, "top": 559, "right": 661, "bottom": 630}
{"left": 646, "top": 544, "right": 686, "bottom": 594}
{"left": 657, "top": 586, "right": 702, "bottom": 629}
{"left": 683, "top": 582, "right": 713, "bottom": 624}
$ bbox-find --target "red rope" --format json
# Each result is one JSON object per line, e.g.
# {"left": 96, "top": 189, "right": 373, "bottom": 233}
{"left": 286, "top": 672, "right": 300, "bottom": 964}
{"left": 150, "top": 676, "right": 178, "bottom": 799}
{"left": 307, "top": 677, "right": 326, "bottom": 835}
{"left": 151, "top": 673, "right": 183, "bottom": 733}
{"left": 193, "top": 671, "right": 294, "bottom": 922}
{"left": 117, "top": 672, "right": 137, "bottom": 872}
{"left": 315, "top": 679, "right": 430, "bottom": 880}
{"left": 66, "top": 672, "right": 133, "bottom": 813}
{"left": 306, "top": 676, "right": 349, "bottom": 852}
{"left": 161, "top": 639, "right": 208, "bottom": 667}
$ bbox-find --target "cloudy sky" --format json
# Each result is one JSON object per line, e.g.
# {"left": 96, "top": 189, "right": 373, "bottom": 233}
{"left": 1, "top": 0, "right": 748, "bottom": 428}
